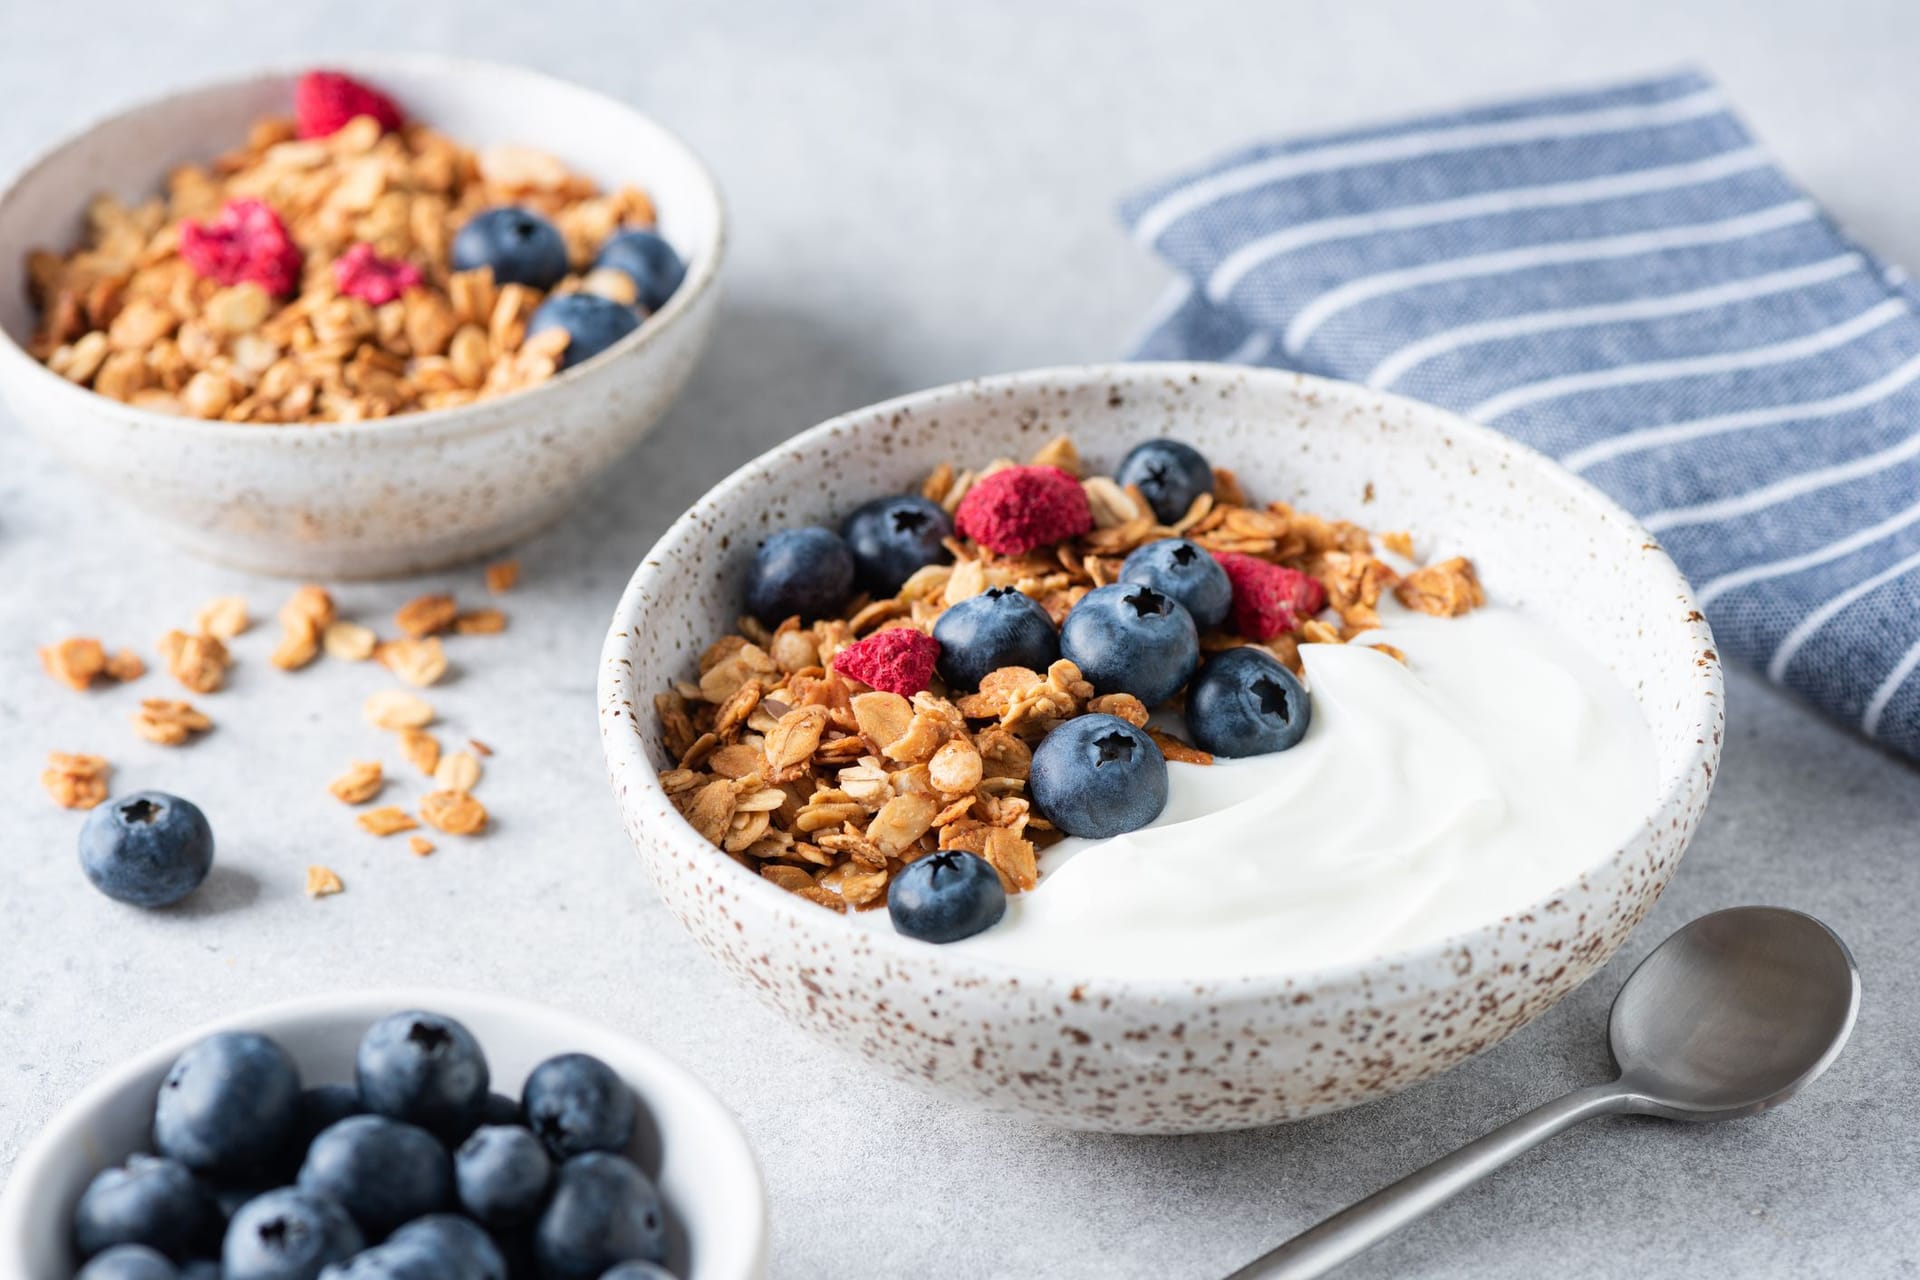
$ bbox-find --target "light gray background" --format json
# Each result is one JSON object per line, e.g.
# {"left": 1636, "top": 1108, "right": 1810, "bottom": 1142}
{"left": 3, "top": 2, "right": 1916, "bottom": 1276}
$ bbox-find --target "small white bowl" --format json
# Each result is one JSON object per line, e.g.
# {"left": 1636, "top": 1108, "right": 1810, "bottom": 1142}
{"left": 0, "top": 988, "right": 767, "bottom": 1279}
{"left": 0, "top": 56, "right": 725, "bottom": 579}
{"left": 598, "top": 362, "right": 1725, "bottom": 1135}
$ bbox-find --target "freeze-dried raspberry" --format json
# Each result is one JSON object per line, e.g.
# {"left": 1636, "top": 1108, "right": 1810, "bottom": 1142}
{"left": 953, "top": 465, "right": 1092, "bottom": 556}
{"left": 1216, "top": 552, "right": 1327, "bottom": 641}
{"left": 833, "top": 627, "right": 940, "bottom": 696}
{"left": 177, "top": 199, "right": 303, "bottom": 297}
{"left": 295, "top": 71, "right": 405, "bottom": 140}
{"left": 333, "top": 243, "right": 423, "bottom": 305}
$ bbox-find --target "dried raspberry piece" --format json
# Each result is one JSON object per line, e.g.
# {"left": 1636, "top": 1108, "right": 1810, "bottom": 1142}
{"left": 833, "top": 627, "right": 940, "bottom": 696}
{"left": 953, "top": 465, "right": 1092, "bottom": 556}
{"left": 1216, "top": 552, "right": 1327, "bottom": 641}
{"left": 295, "top": 71, "right": 405, "bottom": 140}
{"left": 333, "top": 243, "right": 423, "bottom": 306}
{"left": 177, "top": 199, "right": 303, "bottom": 297}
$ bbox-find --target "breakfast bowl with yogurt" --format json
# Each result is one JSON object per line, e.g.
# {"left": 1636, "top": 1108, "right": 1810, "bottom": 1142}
{"left": 599, "top": 363, "right": 1722, "bottom": 1134}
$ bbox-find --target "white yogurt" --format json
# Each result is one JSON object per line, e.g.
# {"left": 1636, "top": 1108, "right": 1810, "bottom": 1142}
{"left": 945, "top": 600, "right": 1657, "bottom": 978}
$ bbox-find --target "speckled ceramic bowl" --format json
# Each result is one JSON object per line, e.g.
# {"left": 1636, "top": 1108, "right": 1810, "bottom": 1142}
{"left": 0, "top": 55, "right": 724, "bottom": 579}
{"left": 0, "top": 988, "right": 767, "bottom": 1278}
{"left": 598, "top": 363, "right": 1723, "bottom": 1134}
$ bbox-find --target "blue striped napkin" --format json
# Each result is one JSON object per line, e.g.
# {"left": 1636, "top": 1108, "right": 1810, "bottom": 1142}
{"left": 1122, "top": 70, "right": 1920, "bottom": 760}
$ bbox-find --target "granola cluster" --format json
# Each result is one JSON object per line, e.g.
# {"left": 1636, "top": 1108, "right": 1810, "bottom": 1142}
{"left": 657, "top": 435, "right": 1485, "bottom": 915}
{"left": 25, "top": 98, "right": 657, "bottom": 422}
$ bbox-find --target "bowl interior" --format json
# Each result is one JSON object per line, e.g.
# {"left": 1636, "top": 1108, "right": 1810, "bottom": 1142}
{"left": 0, "top": 989, "right": 765, "bottom": 1280}
{"left": 604, "top": 363, "right": 1719, "bottom": 986}
{"left": 0, "top": 54, "right": 723, "bottom": 369}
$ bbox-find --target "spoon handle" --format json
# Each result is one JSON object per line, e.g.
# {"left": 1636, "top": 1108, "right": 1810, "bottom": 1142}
{"left": 1225, "top": 1082, "right": 1630, "bottom": 1279}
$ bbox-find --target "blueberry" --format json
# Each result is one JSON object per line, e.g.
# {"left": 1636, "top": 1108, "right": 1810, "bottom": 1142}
{"left": 528, "top": 293, "right": 641, "bottom": 370}
{"left": 886, "top": 850, "right": 1006, "bottom": 944}
{"left": 76, "top": 1245, "right": 178, "bottom": 1280}
{"left": 297, "top": 1115, "right": 451, "bottom": 1239}
{"left": 522, "top": 1054, "right": 637, "bottom": 1161}
{"left": 78, "top": 791, "right": 214, "bottom": 908}
{"left": 480, "top": 1091, "right": 523, "bottom": 1126}
{"left": 1059, "top": 583, "right": 1199, "bottom": 706}
{"left": 1114, "top": 440, "right": 1214, "bottom": 524}
{"left": 179, "top": 1263, "right": 222, "bottom": 1280}
{"left": 455, "top": 1124, "right": 552, "bottom": 1228}
{"left": 1028, "top": 714, "right": 1168, "bottom": 838}
{"left": 594, "top": 229, "right": 686, "bottom": 312}
{"left": 74, "top": 1154, "right": 212, "bottom": 1259}
{"left": 1185, "top": 647, "right": 1313, "bottom": 757}
{"left": 744, "top": 527, "right": 855, "bottom": 626}
{"left": 389, "top": 1215, "right": 508, "bottom": 1280}
{"left": 534, "top": 1153, "right": 668, "bottom": 1280}
{"left": 317, "top": 1242, "right": 440, "bottom": 1279}
{"left": 450, "top": 208, "right": 569, "bottom": 290}
{"left": 154, "top": 1032, "right": 302, "bottom": 1180}
{"left": 355, "top": 1010, "right": 490, "bottom": 1142}
{"left": 598, "top": 1265, "right": 676, "bottom": 1280}
{"left": 222, "top": 1187, "right": 363, "bottom": 1280}
{"left": 293, "top": 1084, "right": 365, "bottom": 1154}
{"left": 930, "top": 586, "right": 1058, "bottom": 690}
{"left": 840, "top": 495, "right": 954, "bottom": 596}
{"left": 1119, "top": 539, "right": 1231, "bottom": 630}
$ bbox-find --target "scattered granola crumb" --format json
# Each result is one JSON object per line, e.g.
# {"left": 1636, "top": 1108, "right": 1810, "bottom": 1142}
{"left": 433, "top": 751, "right": 481, "bottom": 793}
{"left": 281, "top": 585, "right": 337, "bottom": 632}
{"left": 193, "top": 596, "right": 251, "bottom": 640}
{"left": 1147, "top": 727, "right": 1214, "bottom": 766}
{"left": 356, "top": 806, "right": 419, "bottom": 836}
{"left": 103, "top": 649, "right": 146, "bottom": 683}
{"left": 39, "top": 637, "right": 108, "bottom": 691}
{"left": 271, "top": 585, "right": 335, "bottom": 671}
{"left": 376, "top": 636, "right": 448, "bottom": 687}
{"left": 41, "top": 752, "right": 110, "bottom": 809}
{"left": 158, "top": 629, "right": 231, "bottom": 693}
{"left": 485, "top": 560, "right": 519, "bottom": 594}
{"left": 399, "top": 728, "right": 442, "bottom": 775}
{"left": 132, "top": 699, "right": 212, "bottom": 746}
{"left": 322, "top": 621, "right": 377, "bottom": 661}
{"left": 420, "top": 789, "right": 487, "bottom": 835}
{"left": 408, "top": 835, "right": 436, "bottom": 857}
{"left": 467, "top": 739, "right": 493, "bottom": 757}
{"left": 1380, "top": 530, "right": 1416, "bottom": 560}
{"left": 328, "top": 760, "right": 385, "bottom": 805}
{"left": 452, "top": 609, "right": 507, "bottom": 635}
{"left": 395, "top": 594, "right": 459, "bottom": 639}
{"left": 364, "top": 690, "right": 435, "bottom": 730}
{"left": 305, "top": 864, "right": 345, "bottom": 898}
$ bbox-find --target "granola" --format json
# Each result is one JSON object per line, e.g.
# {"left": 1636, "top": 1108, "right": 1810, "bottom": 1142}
{"left": 131, "top": 699, "right": 212, "bottom": 746}
{"left": 42, "top": 752, "right": 110, "bottom": 810}
{"left": 655, "top": 434, "right": 1486, "bottom": 921}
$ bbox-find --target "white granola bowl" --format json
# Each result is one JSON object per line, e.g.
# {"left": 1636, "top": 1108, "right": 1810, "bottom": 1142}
{"left": 0, "top": 55, "right": 724, "bottom": 579}
{"left": 0, "top": 988, "right": 768, "bottom": 1279}
{"left": 598, "top": 363, "right": 1724, "bottom": 1135}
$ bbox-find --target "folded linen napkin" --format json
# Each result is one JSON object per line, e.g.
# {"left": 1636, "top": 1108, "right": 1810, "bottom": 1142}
{"left": 1122, "top": 71, "right": 1920, "bottom": 760}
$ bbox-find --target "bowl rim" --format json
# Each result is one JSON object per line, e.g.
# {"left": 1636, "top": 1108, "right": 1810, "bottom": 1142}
{"left": 0, "top": 985, "right": 769, "bottom": 1276}
{"left": 599, "top": 361, "right": 1724, "bottom": 997}
{"left": 0, "top": 51, "right": 729, "bottom": 445}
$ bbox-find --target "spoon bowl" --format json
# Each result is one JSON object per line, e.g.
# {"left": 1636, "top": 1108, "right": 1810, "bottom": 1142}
{"left": 1612, "top": 906, "right": 1860, "bottom": 1120}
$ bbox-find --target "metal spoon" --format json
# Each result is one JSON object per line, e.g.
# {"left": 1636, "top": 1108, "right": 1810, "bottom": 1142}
{"left": 1226, "top": 906, "right": 1860, "bottom": 1279}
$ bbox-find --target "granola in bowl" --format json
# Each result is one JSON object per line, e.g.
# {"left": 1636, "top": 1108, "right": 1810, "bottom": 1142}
{"left": 653, "top": 430, "right": 1658, "bottom": 976}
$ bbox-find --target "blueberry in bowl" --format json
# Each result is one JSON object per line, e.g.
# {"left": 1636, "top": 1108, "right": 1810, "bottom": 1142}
{"left": 744, "top": 527, "right": 856, "bottom": 626}
{"left": 529, "top": 293, "right": 643, "bottom": 371}
{"left": 1119, "top": 538, "right": 1231, "bottom": 630}
{"left": 930, "top": 586, "right": 1058, "bottom": 690}
{"left": 1028, "top": 713, "right": 1169, "bottom": 839}
{"left": 1186, "top": 646, "right": 1313, "bottom": 757}
{"left": 1058, "top": 582, "right": 1199, "bottom": 707}
{"left": 1114, "top": 438, "right": 1214, "bottom": 524}
{"left": 450, "top": 207, "right": 570, "bottom": 290}
{"left": 840, "top": 494, "right": 954, "bottom": 595}
{"left": 887, "top": 851, "right": 1007, "bottom": 944}
{"left": 596, "top": 229, "right": 688, "bottom": 312}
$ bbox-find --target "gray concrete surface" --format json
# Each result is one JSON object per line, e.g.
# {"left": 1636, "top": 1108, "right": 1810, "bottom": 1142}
{"left": 2, "top": 2, "right": 1915, "bottom": 1275}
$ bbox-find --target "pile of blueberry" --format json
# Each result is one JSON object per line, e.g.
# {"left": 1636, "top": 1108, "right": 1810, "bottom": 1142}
{"left": 71, "top": 1011, "right": 676, "bottom": 1280}
{"left": 450, "top": 210, "right": 684, "bottom": 371}
{"left": 735, "top": 440, "right": 1316, "bottom": 946}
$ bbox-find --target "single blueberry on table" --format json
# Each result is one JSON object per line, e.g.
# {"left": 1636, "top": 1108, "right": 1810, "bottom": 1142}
{"left": 1185, "top": 646, "right": 1313, "bottom": 757}
{"left": 389, "top": 1215, "right": 508, "bottom": 1280}
{"left": 528, "top": 292, "right": 641, "bottom": 370}
{"left": 595, "top": 229, "right": 686, "bottom": 312}
{"left": 887, "top": 850, "right": 1007, "bottom": 944}
{"left": 355, "top": 1010, "right": 491, "bottom": 1142}
{"left": 744, "top": 527, "right": 855, "bottom": 626}
{"left": 455, "top": 1123, "right": 553, "bottom": 1228}
{"left": 450, "top": 207, "right": 569, "bottom": 289}
{"left": 73, "top": 1153, "right": 212, "bottom": 1260}
{"left": 930, "top": 586, "right": 1059, "bottom": 690}
{"left": 1119, "top": 538, "right": 1232, "bottom": 631}
{"left": 1114, "top": 439, "right": 1215, "bottom": 524}
{"left": 1059, "top": 582, "right": 1200, "bottom": 707}
{"left": 78, "top": 791, "right": 214, "bottom": 908}
{"left": 1029, "top": 713, "right": 1169, "bottom": 839}
{"left": 534, "top": 1152, "right": 669, "bottom": 1280}
{"left": 522, "top": 1053, "right": 638, "bottom": 1162}
{"left": 76, "top": 1245, "right": 178, "bottom": 1280}
{"left": 840, "top": 494, "right": 954, "bottom": 595}
{"left": 297, "top": 1114, "right": 452, "bottom": 1239}
{"left": 154, "top": 1032, "right": 302, "bottom": 1181}
{"left": 221, "top": 1186, "right": 363, "bottom": 1280}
